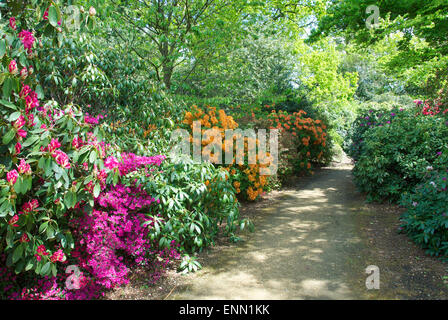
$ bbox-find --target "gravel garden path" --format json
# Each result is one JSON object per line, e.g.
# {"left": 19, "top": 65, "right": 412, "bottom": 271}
{"left": 166, "top": 156, "right": 448, "bottom": 300}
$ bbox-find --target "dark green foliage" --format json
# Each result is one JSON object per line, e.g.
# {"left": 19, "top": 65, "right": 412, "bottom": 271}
{"left": 400, "top": 170, "right": 448, "bottom": 260}
{"left": 352, "top": 109, "right": 448, "bottom": 202}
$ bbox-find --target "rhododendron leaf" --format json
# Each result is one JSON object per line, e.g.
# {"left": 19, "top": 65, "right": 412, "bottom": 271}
{"left": 112, "top": 171, "right": 119, "bottom": 186}
{"left": 12, "top": 244, "right": 23, "bottom": 263}
{"left": 93, "top": 183, "right": 101, "bottom": 198}
{"left": 41, "top": 262, "right": 51, "bottom": 275}
{"left": 22, "top": 135, "right": 39, "bottom": 147}
{"left": 35, "top": 85, "right": 44, "bottom": 99}
{"left": 65, "top": 233, "right": 74, "bottom": 249}
{"left": 2, "top": 77, "right": 13, "bottom": 98}
{"left": 67, "top": 118, "right": 73, "bottom": 131}
{"left": 5, "top": 229, "right": 14, "bottom": 249}
{"left": 0, "top": 40, "right": 5, "bottom": 58}
{"left": 0, "top": 200, "right": 10, "bottom": 217}
{"left": 89, "top": 150, "right": 97, "bottom": 163}
{"left": 2, "top": 128, "right": 15, "bottom": 144}
{"left": 39, "top": 222, "right": 48, "bottom": 234}
{"left": 64, "top": 191, "right": 76, "bottom": 209}
{"left": 159, "top": 237, "right": 168, "bottom": 248}
{"left": 0, "top": 99, "right": 18, "bottom": 110}
{"left": 0, "top": 73, "right": 6, "bottom": 86}
{"left": 23, "top": 176, "right": 32, "bottom": 193}
{"left": 44, "top": 158, "right": 53, "bottom": 176}
{"left": 14, "top": 176, "right": 24, "bottom": 194}
{"left": 38, "top": 157, "right": 46, "bottom": 170}
{"left": 18, "top": 53, "right": 27, "bottom": 67}
{"left": 25, "top": 260, "right": 35, "bottom": 272}
{"left": 8, "top": 111, "right": 21, "bottom": 122}
{"left": 14, "top": 259, "right": 25, "bottom": 274}
{"left": 48, "top": 6, "right": 59, "bottom": 27}
{"left": 51, "top": 264, "right": 57, "bottom": 277}
{"left": 46, "top": 225, "right": 55, "bottom": 239}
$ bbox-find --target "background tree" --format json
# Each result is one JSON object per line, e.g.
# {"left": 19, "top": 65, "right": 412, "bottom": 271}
{"left": 308, "top": 0, "right": 448, "bottom": 99}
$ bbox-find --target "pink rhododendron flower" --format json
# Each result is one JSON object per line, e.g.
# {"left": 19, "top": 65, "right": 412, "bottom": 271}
{"left": 9, "top": 17, "right": 16, "bottom": 30}
{"left": 72, "top": 136, "right": 84, "bottom": 149}
{"left": 14, "top": 115, "right": 26, "bottom": 129}
{"left": 19, "top": 85, "right": 32, "bottom": 99}
{"left": 52, "top": 150, "right": 71, "bottom": 169}
{"left": 7, "top": 170, "right": 19, "bottom": 185}
{"left": 18, "top": 30, "right": 35, "bottom": 54}
{"left": 16, "top": 129, "right": 27, "bottom": 139}
{"left": 50, "top": 249, "right": 65, "bottom": 263}
{"left": 21, "top": 199, "right": 39, "bottom": 214}
{"left": 20, "top": 233, "right": 30, "bottom": 243}
{"left": 20, "top": 67, "right": 28, "bottom": 80}
{"left": 24, "top": 91, "right": 39, "bottom": 112}
{"left": 15, "top": 142, "right": 22, "bottom": 155}
{"left": 45, "top": 138, "right": 61, "bottom": 153}
{"left": 26, "top": 113, "right": 35, "bottom": 127}
{"left": 104, "top": 156, "right": 119, "bottom": 170}
{"left": 43, "top": 8, "right": 49, "bottom": 20}
{"left": 17, "top": 159, "right": 32, "bottom": 175}
{"left": 8, "top": 215, "right": 19, "bottom": 227}
{"left": 36, "top": 245, "right": 48, "bottom": 256}
{"left": 8, "top": 60, "right": 18, "bottom": 74}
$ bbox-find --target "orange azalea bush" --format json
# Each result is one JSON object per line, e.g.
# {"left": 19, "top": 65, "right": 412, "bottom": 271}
{"left": 268, "top": 110, "right": 330, "bottom": 174}
{"left": 182, "top": 106, "right": 273, "bottom": 201}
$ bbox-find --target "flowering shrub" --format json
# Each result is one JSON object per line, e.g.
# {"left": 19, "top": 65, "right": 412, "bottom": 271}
{"left": 352, "top": 109, "right": 448, "bottom": 202}
{"left": 182, "top": 105, "right": 273, "bottom": 201}
{"left": 346, "top": 103, "right": 406, "bottom": 161}
{"left": 414, "top": 99, "right": 448, "bottom": 117}
{"left": 267, "top": 109, "right": 330, "bottom": 174}
{"left": 400, "top": 169, "right": 448, "bottom": 260}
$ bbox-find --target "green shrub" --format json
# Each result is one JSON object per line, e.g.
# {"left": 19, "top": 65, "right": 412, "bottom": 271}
{"left": 136, "top": 155, "right": 251, "bottom": 253}
{"left": 352, "top": 109, "right": 448, "bottom": 202}
{"left": 345, "top": 102, "right": 403, "bottom": 161}
{"left": 400, "top": 169, "right": 448, "bottom": 260}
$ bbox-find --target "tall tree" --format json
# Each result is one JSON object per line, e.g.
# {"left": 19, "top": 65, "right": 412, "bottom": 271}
{"left": 308, "top": 0, "right": 448, "bottom": 97}
{"left": 104, "top": 0, "right": 246, "bottom": 89}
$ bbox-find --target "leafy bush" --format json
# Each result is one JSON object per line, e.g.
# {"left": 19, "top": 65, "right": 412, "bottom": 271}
{"left": 400, "top": 169, "right": 448, "bottom": 260}
{"left": 0, "top": 14, "right": 116, "bottom": 276}
{"left": 352, "top": 109, "right": 448, "bottom": 202}
{"left": 138, "top": 156, "right": 250, "bottom": 252}
{"left": 267, "top": 109, "right": 332, "bottom": 175}
{"left": 345, "top": 102, "right": 404, "bottom": 161}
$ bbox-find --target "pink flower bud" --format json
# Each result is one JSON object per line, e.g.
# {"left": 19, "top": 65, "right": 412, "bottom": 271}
{"left": 17, "top": 159, "right": 32, "bottom": 175}
{"left": 9, "top": 17, "right": 16, "bottom": 30}
{"left": 15, "top": 142, "right": 22, "bottom": 155}
{"left": 8, "top": 60, "right": 18, "bottom": 74}
{"left": 8, "top": 215, "right": 19, "bottom": 227}
{"left": 20, "top": 67, "right": 28, "bottom": 80}
{"left": 7, "top": 170, "right": 19, "bottom": 185}
{"left": 89, "top": 7, "right": 96, "bottom": 16}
